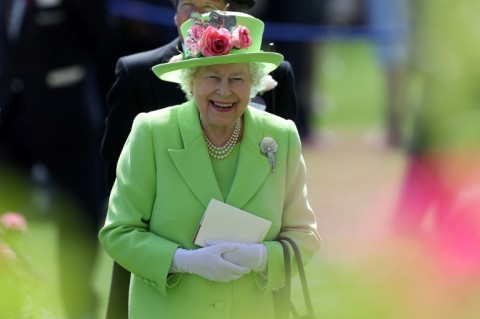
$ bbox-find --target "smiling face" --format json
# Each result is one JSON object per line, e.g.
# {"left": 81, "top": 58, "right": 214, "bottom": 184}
{"left": 192, "top": 63, "right": 251, "bottom": 134}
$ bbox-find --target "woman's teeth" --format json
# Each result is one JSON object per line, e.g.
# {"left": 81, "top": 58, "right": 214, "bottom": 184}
{"left": 212, "top": 101, "right": 233, "bottom": 108}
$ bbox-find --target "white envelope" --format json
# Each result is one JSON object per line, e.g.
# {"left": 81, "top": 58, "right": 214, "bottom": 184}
{"left": 193, "top": 199, "right": 272, "bottom": 247}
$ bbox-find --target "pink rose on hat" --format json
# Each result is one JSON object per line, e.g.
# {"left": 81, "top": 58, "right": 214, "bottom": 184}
{"left": 185, "top": 37, "right": 202, "bottom": 58}
{"left": 189, "top": 24, "right": 205, "bottom": 40}
{"left": 153, "top": 11, "right": 285, "bottom": 83}
{"left": 200, "top": 26, "right": 233, "bottom": 57}
{"left": 232, "top": 25, "right": 252, "bottom": 49}
{"left": 180, "top": 11, "right": 254, "bottom": 60}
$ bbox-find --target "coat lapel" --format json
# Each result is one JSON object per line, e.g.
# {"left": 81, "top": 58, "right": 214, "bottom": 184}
{"left": 168, "top": 102, "right": 224, "bottom": 208}
{"left": 226, "top": 107, "right": 271, "bottom": 209}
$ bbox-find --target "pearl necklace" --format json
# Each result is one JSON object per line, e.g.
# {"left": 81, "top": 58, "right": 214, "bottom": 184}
{"left": 203, "top": 119, "right": 242, "bottom": 159}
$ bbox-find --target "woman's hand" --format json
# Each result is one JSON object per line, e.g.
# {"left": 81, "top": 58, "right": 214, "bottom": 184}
{"left": 206, "top": 240, "right": 268, "bottom": 273}
{"left": 171, "top": 243, "right": 251, "bottom": 282}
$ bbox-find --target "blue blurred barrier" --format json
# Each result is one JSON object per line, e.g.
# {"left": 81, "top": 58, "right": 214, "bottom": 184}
{"left": 108, "top": 0, "right": 407, "bottom": 43}
{"left": 108, "top": 0, "right": 176, "bottom": 27}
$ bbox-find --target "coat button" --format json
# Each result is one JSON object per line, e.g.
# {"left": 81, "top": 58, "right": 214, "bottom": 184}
{"left": 214, "top": 302, "right": 225, "bottom": 311}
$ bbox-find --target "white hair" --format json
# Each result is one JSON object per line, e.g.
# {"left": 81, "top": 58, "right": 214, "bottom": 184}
{"left": 178, "top": 63, "right": 268, "bottom": 101}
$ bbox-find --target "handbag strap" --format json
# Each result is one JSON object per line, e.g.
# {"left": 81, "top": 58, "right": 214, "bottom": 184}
{"left": 278, "top": 240, "right": 292, "bottom": 319}
{"left": 279, "top": 237, "right": 315, "bottom": 317}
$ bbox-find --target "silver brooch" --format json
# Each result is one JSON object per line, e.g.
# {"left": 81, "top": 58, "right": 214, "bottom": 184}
{"left": 260, "top": 137, "right": 278, "bottom": 172}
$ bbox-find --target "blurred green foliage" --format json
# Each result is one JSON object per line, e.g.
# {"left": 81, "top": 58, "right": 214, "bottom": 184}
{"left": 408, "top": 0, "right": 480, "bottom": 153}
{"left": 314, "top": 41, "right": 384, "bottom": 132}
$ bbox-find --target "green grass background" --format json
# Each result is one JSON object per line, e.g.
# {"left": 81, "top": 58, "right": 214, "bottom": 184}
{"left": 314, "top": 41, "right": 384, "bottom": 132}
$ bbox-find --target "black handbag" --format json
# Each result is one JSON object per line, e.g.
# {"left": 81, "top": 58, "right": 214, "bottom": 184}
{"left": 274, "top": 237, "right": 316, "bottom": 319}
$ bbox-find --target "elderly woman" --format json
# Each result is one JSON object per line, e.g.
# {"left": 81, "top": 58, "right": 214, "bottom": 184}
{"left": 99, "top": 11, "right": 320, "bottom": 319}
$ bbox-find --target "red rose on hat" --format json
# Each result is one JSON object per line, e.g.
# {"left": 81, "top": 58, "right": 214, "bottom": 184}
{"left": 200, "top": 26, "right": 233, "bottom": 57}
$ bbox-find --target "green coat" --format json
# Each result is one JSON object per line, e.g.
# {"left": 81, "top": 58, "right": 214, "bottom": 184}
{"left": 99, "top": 101, "right": 320, "bottom": 319}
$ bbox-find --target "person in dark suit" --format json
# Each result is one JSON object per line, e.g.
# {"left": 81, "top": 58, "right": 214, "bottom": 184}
{"left": 0, "top": 1, "right": 109, "bottom": 318}
{"left": 101, "top": 1, "right": 298, "bottom": 318}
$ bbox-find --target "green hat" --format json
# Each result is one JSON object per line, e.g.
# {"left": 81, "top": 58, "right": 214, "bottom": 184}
{"left": 152, "top": 11, "right": 284, "bottom": 83}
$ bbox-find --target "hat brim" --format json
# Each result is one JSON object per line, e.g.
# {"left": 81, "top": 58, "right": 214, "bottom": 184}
{"left": 152, "top": 52, "right": 284, "bottom": 83}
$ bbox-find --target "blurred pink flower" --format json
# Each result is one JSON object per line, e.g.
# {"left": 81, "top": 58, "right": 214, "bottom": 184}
{"left": 435, "top": 185, "right": 480, "bottom": 276}
{"left": 1, "top": 212, "right": 27, "bottom": 233}
{"left": 0, "top": 242, "right": 17, "bottom": 261}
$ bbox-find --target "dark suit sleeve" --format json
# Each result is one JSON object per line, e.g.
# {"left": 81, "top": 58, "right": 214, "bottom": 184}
{"left": 101, "top": 58, "right": 141, "bottom": 191}
{"left": 263, "top": 60, "right": 298, "bottom": 121}
{"left": 102, "top": 58, "right": 135, "bottom": 317}
{"left": 105, "top": 262, "right": 131, "bottom": 319}
{"left": 101, "top": 40, "right": 183, "bottom": 192}
{"left": 101, "top": 58, "right": 137, "bottom": 319}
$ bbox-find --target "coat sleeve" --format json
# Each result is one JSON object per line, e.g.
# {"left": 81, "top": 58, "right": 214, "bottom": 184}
{"left": 264, "top": 61, "right": 298, "bottom": 121}
{"left": 99, "top": 113, "right": 179, "bottom": 296}
{"left": 262, "top": 120, "right": 321, "bottom": 292}
{"left": 101, "top": 58, "right": 142, "bottom": 191}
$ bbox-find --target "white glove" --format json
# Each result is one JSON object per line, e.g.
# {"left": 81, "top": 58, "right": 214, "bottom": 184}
{"left": 171, "top": 243, "right": 251, "bottom": 282}
{"left": 206, "top": 240, "right": 268, "bottom": 273}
